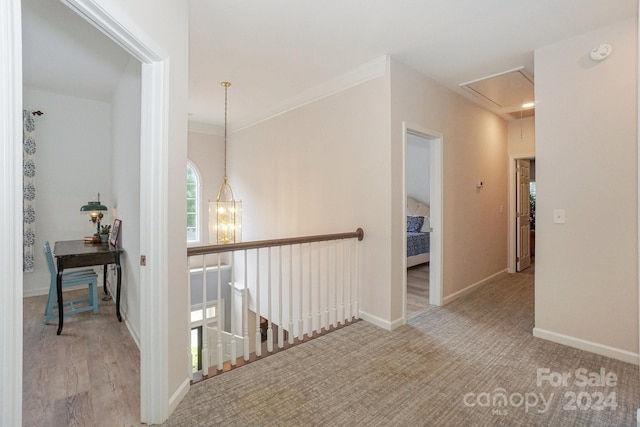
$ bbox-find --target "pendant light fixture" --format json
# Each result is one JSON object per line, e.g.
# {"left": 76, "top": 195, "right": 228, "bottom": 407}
{"left": 211, "top": 81, "right": 241, "bottom": 244}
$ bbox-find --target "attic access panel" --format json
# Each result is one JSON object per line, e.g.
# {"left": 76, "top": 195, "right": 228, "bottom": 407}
{"left": 460, "top": 67, "right": 534, "bottom": 111}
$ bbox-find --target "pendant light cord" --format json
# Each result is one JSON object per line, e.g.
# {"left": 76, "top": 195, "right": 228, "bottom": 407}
{"left": 222, "top": 81, "right": 231, "bottom": 180}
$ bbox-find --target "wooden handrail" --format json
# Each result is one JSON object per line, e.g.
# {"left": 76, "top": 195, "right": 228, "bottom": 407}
{"left": 187, "top": 228, "right": 364, "bottom": 257}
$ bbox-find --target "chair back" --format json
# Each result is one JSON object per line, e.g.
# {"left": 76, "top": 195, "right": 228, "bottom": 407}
{"left": 43, "top": 241, "right": 57, "bottom": 278}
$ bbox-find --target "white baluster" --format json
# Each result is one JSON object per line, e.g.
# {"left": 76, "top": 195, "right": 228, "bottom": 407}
{"left": 333, "top": 240, "right": 338, "bottom": 328}
{"left": 354, "top": 237, "right": 359, "bottom": 319}
{"left": 187, "top": 262, "right": 193, "bottom": 381}
{"left": 346, "top": 240, "right": 352, "bottom": 321}
{"left": 298, "top": 244, "right": 304, "bottom": 341}
{"left": 289, "top": 245, "right": 294, "bottom": 345}
{"left": 230, "top": 252, "right": 236, "bottom": 366}
{"left": 267, "top": 248, "right": 273, "bottom": 353}
{"left": 317, "top": 242, "right": 322, "bottom": 333}
{"left": 325, "top": 242, "right": 330, "bottom": 331}
{"left": 243, "top": 250, "right": 250, "bottom": 361}
{"left": 201, "top": 254, "right": 209, "bottom": 375}
{"left": 278, "top": 246, "right": 283, "bottom": 348}
{"left": 255, "top": 249, "right": 261, "bottom": 357}
{"left": 216, "top": 253, "right": 223, "bottom": 371}
{"left": 340, "top": 239, "right": 345, "bottom": 324}
{"left": 308, "top": 242, "right": 313, "bottom": 337}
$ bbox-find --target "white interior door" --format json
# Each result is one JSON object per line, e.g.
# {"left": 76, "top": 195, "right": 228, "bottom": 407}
{"left": 516, "top": 159, "right": 531, "bottom": 271}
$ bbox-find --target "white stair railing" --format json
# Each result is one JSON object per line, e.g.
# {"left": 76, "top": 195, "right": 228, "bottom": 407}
{"left": 187, "top": 228, "right": 364, "bottom": 379}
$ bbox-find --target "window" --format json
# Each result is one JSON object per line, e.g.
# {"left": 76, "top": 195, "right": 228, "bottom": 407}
{"left": 187, "top": 162, "right": 200, "bottom": 243}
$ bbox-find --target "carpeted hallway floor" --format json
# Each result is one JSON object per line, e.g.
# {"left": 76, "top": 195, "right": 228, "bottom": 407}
{"left": 163, "top": 270, "right": 639, "bottom": 426}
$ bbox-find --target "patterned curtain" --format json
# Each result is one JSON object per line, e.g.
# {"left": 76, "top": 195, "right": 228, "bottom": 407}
{"left": 23, "top": 110, "right": 37, "bottom": 273}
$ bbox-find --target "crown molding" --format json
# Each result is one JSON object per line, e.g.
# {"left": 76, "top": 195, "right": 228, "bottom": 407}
{"left": 188, "top": 121, "right": 224, "bottom": 136}
{"left": 233, "top": 54, "right": 389, "bottom": 133}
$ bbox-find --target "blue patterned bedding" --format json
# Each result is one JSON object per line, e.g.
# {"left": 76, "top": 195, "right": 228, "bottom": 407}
{"left": 407, "top": 232, "right": 430, "bottom": 257}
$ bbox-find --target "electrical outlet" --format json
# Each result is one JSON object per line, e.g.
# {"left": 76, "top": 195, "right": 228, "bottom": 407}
{"left": 553, "top": 209, "right": 565, "bottom": 224}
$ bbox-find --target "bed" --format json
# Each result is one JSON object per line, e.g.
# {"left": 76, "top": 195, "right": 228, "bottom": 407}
{"left": 407, "top": 196, "right": 431, "bottom": 267}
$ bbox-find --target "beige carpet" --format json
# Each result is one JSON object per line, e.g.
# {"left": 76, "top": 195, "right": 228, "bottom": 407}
{"left": 163, "top": 271, "right": 639, "bottom": 426}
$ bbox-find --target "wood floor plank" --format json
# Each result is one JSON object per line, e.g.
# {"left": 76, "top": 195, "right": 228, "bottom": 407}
{"left": 407, "top": 263, "right": 429, "bottom": 315}
{"left": 23, "top": 290, "right": 141, "bottom": 426}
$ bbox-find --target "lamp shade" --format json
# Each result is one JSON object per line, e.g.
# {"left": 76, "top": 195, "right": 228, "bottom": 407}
{"left": 80, "top": 201, "right": 108, "bottom": 213}
{"left": 212, "top": 178, "right": 241, "bottom": 244}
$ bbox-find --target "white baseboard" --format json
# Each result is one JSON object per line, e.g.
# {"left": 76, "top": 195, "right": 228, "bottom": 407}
{"left": 23, "top": 286, "right": 50, "bottom": 298}
{"left": 533, "top": 327, "right": 639, "bottom": 365}
{"left": 168, "top": 376, "right": 191, "bottom": 416}
{"left": 359, "top": 310, "right": 405, "bottom": 331}
{"left": 442, "top": 269, "right": 507, "bottom": 305}
{"left": 23, "top": 285, "right": 106, "bottom": 298}
{"left": 124, "top": 317, "right": 141, "bottom": 350}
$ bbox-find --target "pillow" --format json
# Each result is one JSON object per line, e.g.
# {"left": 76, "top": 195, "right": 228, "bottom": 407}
{"left": 407, "top": 196, "right": 419, "bottom": 213}
{"left": 407, "top": 196, "right": 430, "bottom": 217}
{"left": 407, "top": 216, "right": 424, "bottom": 233}
{"left": 414, "top": 203, "right": 430, "bottom": 217}
{"left": 421, "top": 216, "right": 431, "bottom": 232}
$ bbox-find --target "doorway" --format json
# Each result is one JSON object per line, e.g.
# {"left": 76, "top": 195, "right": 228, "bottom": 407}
{"left": 10, "top": 0, "right": 171, "bottom": 423}
{"left": 403, "top": 124, "right": 443, "bottom": 321}
{"left": 509, "top": 156, "right": 536, "bottom": 273}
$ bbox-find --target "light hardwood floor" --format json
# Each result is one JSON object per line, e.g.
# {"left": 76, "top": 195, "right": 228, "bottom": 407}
{"left": 23, "top": 288, "right": 141, "bottom": 427}
{"left": 406, "top": 262, "right": 429, "bottom": 315}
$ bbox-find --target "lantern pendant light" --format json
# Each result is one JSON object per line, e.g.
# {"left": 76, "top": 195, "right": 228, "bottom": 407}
{"left": 211, "top": 81, "right": 241, "bottom": 244}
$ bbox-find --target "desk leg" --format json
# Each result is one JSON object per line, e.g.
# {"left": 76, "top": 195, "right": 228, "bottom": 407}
{"left": 116, "top": 259, "right": 122, "bottom": 322}
{"left": 103, "top": 265, "right": 109, "bottom": 295}
{"left": 56, "top": 262, "right": 64, "bottom": 335}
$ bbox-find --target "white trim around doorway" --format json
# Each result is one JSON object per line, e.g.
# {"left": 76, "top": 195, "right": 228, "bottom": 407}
{"left": 508, "top": 153, "right": 535, "bottom": 273}
{"left": 58, "top": 1, "right": 171, "bottom": 423}
{"left": 402, "top": 122, "right": 444, "bottom": 323}
{"left": 0, "top": 1, "right": 25, "bottom": 425}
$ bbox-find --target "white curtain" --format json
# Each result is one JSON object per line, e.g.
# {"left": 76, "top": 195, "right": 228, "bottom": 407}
{"left": 23, "top": 110, "right": 37, "bottom": 273}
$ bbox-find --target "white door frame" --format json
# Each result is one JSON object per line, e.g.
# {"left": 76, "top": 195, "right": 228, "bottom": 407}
{"left": 402, "top": 122, "right": 443, "bottom": 322}
{"left": 0, "top": 1, "right": 25, "bottom": 425}
{"left": 63, "top": 2, "right": 170, "bottom": 423}
{"left": 1, "top": 0, "right": 171, "bottom": 424}
{"left": 508, "top": 153, "right": 535, "bottom": 273}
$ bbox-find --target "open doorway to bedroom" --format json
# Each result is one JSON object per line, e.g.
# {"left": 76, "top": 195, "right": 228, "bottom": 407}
{"left": 403, "top": 125, "right": 443, "bottom": 319}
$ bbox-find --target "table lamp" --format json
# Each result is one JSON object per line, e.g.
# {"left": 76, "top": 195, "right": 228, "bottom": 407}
{"left": 80, "top": 193, "right": 108, "bottom": 234}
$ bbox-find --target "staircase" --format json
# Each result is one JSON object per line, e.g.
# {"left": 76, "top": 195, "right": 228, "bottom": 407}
{"left": 187, "top": 228, "right": 364, "bottom": 382}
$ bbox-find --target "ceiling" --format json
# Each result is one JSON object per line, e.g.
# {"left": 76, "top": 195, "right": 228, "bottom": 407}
{"left": 22, "top": 0, "right": 638, "bottom": 132}
{"left": 22, "top": 0, "right": 131, "bottom": 102}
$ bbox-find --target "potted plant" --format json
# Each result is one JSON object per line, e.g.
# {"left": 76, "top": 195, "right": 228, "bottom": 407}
{"left": 98, "top": 224, "right": 111, "bottom": 243}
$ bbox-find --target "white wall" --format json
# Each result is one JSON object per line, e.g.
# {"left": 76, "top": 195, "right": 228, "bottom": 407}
{"left": 96, "top": 0, "right": 190, "bottom": 410}
{"left": 111, "top": 57, "right": 142, "bottom": 345}
{"left": 187, "top": 130, "right": 224, "bottom": 247}
{"left": 534, "top": 18, "right": 638, "bottom": 361}
{"left": 406, "top": 133, "right": 430, "bottom": 205}
{"left": 231, "top": 76, "right": 393, "bottom": 323}
{"left": 390, "top": 58, "right": 509, "bottom": 320}
{"left": 22, "top": 87, "right": 112, "bottom": 296}
{"left": 230, "top": 58, "right": 510, "bottom": 327}
{"left": 508, "top": 116, "right": 535, "bottom": 157}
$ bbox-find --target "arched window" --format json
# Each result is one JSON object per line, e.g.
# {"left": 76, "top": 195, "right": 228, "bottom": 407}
{"left": 187, "top": 162, "right": 200, "bottom": 243}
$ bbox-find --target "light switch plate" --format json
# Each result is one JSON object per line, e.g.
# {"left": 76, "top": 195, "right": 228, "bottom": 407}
{"left": 553, "top": 209, "right": 565, "bottom": 224}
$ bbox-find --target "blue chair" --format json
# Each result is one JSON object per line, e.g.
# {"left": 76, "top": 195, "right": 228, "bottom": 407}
{"left": 44, "top": 241, "right": 99, "bottom": 324}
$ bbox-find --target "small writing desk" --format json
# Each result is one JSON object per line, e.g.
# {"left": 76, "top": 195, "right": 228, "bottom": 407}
{"left": 53, "top": 240, "right": 123, "bottom": 335}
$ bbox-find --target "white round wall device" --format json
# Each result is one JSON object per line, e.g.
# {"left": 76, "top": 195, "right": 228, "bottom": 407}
{"left": 590, "top": 44, "right": 612, "bottom": 61}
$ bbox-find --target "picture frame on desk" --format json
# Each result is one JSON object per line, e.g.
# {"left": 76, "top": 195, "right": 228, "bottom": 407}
{"left": 110, "top": 219, "right": 122, "bottom": 247}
